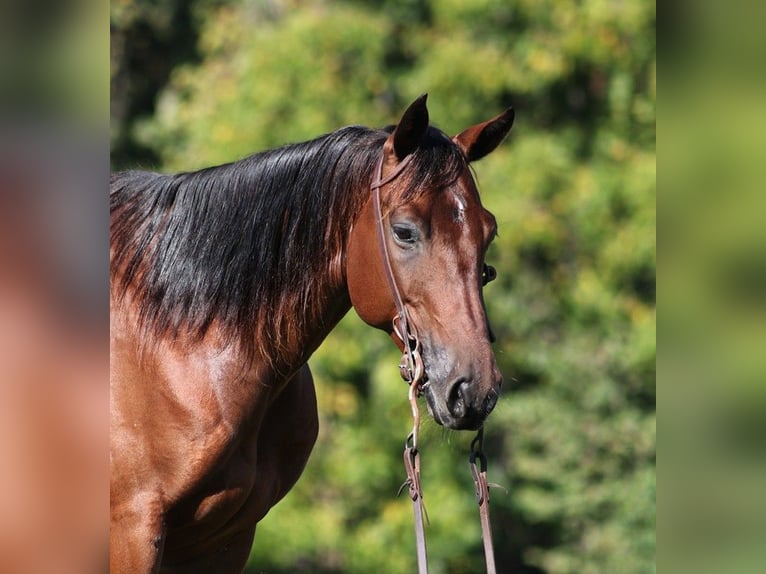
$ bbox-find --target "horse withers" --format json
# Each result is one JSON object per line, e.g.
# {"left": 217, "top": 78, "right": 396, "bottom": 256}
{"left": 110, "top": 95, "right": 514, "bottom": 572}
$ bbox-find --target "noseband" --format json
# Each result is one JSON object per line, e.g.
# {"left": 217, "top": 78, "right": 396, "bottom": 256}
{"left": 369, "top": 152, "right": 499, "bottom": 574}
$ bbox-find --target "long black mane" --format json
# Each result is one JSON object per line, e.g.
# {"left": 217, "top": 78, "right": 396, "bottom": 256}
{"left": 110, "top": 124, "right": 467, "bottom": 361}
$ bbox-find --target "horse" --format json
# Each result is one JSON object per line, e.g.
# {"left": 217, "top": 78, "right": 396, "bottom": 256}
{"left": 110, "top": 94, "right": 514, "bottom": 573}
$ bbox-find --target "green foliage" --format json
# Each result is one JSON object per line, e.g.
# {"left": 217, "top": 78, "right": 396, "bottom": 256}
{"left": 113, "top": 0, "right": 655, "bottom": 571}
{"left": 137, "top": 3, "right": 393, "bottom": 169}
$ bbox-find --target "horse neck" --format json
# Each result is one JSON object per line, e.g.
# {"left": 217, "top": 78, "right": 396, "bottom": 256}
{"left": 237, "top": 137, "right": 384, "bottom": 374}
{"left": 279, "top": 282, "right": 352, "bottom": 372}
{"left": 248, "top": 193, "right": 363, "bottom": 375}
{"left": 116, "top": 133, "right": 379, "bottom": 378}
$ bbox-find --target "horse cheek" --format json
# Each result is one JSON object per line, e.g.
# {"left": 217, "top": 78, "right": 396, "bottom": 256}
{"left": 346, "top": 209, "right": 395, "bottom": 332}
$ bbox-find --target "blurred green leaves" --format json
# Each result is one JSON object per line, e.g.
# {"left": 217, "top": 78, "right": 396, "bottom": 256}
{"left": 138, "top": 3, "right": 392, "bottom": 169}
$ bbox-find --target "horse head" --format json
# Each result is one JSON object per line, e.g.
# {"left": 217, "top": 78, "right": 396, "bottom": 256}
{"left": 347, "top": 95, "right": 514, "bottom": 430}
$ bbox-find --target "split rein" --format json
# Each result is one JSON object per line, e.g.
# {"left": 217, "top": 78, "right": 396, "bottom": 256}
{"left": 370, "top": 154, "right": 498, "bottom": 574}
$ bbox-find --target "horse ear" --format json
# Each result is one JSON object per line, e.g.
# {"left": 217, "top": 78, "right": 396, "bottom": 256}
{"left": 453, "top": 107, "right": 515, "bottom": 162}
{"left": 385, "top": 94, "right": 429, "bottom": 162}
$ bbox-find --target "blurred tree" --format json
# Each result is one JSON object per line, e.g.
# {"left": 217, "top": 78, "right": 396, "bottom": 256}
{"left": 111, "top": 0, "right": 655, "bottom": 572}
{"left": 110, "top": 0, "right": 233, "bottom": 168}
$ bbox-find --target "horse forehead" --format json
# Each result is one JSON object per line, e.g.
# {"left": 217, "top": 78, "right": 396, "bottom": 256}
{"left": 448, "top": 170, "right": 483, "bottom": 206}
{"left": 401, "top": 172, "right": 492, "bottom": 233}
{"left": 451, "top": 187, "right": 468, "bottom": 216}
{"left": 443, "top": 181, "right": 494, "bottom": 232}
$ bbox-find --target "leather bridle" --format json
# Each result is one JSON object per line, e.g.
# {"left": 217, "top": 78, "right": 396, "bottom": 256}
{"left": 370, "top": 153, "right": 424, "bottom": 387}
{"left": 369, "top": 152, "right": 499, "bottom": 574}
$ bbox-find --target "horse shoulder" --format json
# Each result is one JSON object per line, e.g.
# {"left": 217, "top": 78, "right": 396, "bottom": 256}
{"left": 111, "top": 314, "right": 267, "bottom": 503}
{"left": 159, "top": 364, "right": 318, "bottom": 567}
{"left": 255, "top": 364, "right": 319, "bottom": 508}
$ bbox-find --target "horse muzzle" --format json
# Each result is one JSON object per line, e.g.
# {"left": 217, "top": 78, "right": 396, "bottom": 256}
{"left": 421, "top": 360, "right": 502, "bottom": 430}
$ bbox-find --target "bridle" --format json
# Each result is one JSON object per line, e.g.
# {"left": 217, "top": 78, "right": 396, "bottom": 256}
{"left": 370, "top": 153, "right": 423, "bottom": 388}
{"left": 370, "top": 152, "right": 499, "bottom": 574}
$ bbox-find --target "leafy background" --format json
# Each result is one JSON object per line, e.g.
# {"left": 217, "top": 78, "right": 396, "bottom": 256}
{"left": 111, "top": 0, "right": 655, "bottom": 572}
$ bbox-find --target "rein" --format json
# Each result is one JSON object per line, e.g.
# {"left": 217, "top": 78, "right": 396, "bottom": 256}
{"left": 369, "top": 153, "right": 498, "bottom": 574}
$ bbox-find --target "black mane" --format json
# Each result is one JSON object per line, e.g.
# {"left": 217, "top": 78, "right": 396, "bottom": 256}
{"left": 110, "top": 125, "right": 467, "bottom": 361}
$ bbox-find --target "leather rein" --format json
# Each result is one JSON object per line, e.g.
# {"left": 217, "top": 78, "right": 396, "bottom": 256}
{"left": 369, "top": 153, "right": 498, "bottom": 574}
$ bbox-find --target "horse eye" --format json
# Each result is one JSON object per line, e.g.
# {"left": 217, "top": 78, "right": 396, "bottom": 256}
{"left": 482, "top": 264, "right": 497, "bottom": 286}
{"left": 392, "top": 224, "right": 418, "bottom": 245}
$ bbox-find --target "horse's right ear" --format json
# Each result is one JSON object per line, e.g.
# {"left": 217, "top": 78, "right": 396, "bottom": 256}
{"left": 384, "top": 94, "right": 429, "bottom": 162}
{"left": 453, "top": 107, "right": 515, "bottom": 162}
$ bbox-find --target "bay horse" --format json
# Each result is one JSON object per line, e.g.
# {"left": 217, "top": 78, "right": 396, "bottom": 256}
{"left": 110, "top": 95, "right": 514, "bottom": 573}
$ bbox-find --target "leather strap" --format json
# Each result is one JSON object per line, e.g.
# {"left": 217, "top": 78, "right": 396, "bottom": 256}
{"left": 370, "top": 154, "right": 421, "bottom": 385}
{"left": 470, "top": 428, "right": 497, "bottom": 573}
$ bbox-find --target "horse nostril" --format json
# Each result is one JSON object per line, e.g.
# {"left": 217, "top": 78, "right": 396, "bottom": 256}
{"left": 483, "top": 389, "right": 499, "bottom": 416}
{"left": 447, "top": 379, "right": 471, "bottom": 418}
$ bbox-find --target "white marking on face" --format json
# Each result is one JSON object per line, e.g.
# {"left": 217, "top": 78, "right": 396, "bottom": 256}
{"left": 451, "top": 190, "right": 466, "bottom": 223}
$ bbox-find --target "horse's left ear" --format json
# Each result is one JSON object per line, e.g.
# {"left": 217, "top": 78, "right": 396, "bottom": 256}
{"left": 453, "top": 107, "right": 515, "bottom": 162}
{"left": 385, "top": 93, "right": 430, "bottom": 162}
